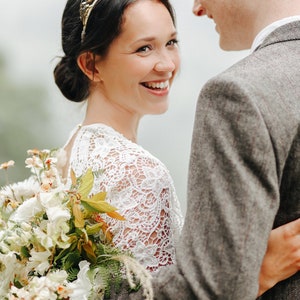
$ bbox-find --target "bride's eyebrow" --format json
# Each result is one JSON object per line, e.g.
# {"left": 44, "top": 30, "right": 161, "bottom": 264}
{"left": 133, "top": 37, "right": 156, "bottom": 44}
{"left": 131, "top": 31, "right": 178, "bottom": 45}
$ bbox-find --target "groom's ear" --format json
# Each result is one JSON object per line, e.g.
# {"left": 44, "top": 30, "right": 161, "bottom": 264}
{"left": 77, "top": 51, "right": 102, "bottom": 82}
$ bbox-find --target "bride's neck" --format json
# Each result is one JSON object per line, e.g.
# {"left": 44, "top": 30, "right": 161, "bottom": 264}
{"left": 83, "top": 96, "right": 140, "bottom": 143}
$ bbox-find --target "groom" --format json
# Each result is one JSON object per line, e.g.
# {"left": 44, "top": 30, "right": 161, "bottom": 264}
{"left": 175, "top": 0, "right": 300, "bottom": 299}
{"left": 114, "top": 0, "right": 300, "bottom": 299}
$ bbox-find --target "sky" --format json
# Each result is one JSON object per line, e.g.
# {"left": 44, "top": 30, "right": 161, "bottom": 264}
{"left": 0, "top": 0, "right": 248, "bottom": 214}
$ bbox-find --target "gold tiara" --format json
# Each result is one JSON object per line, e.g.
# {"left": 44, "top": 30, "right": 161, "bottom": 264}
{"left": 80, "top": 0, "right": 99, "bottom": 42}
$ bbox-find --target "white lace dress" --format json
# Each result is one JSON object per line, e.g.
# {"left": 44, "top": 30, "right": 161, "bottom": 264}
{"left": 66, "top": 123, "right": 183, "bottom": 272}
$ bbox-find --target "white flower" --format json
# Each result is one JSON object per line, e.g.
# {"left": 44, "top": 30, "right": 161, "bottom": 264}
{"left": 0, "top": 176, "right": 39, "bottom": 207}
{"left": 10, "top": 196, "right": 43, "bottom": 223}
{"left": 46, "top": 206, "right": 71, "bottom": 249}
{"left": 27, "top": 249, "right": 52, "bottom": 275}
{"left": 9, "top": 275, "right": 63, "bottom": 300}
{"left": 25, "top": 156, "right": 43, "bottom": 169}
{"left": 0, "top": 252, "right": 21, "bottom": 297}
{"left": 3, "top": 225, "right": 32, "bottom": 251}
{"left": 0, "top": 160, "right": 15, "bottom": 170}
{"left": 33, "top": 224, "right": 54, "bottom": 249}
{"left": 48, "top": 269, "right": 69, "bottom": 283}
{"left": 68, "top": 260, "right": 93, "bottom": 300}
{"left": 47, "top": 206, "right": 70, "bottom": 224}
{"left": 39, "top": 191, "right": 66, "bottom": 209}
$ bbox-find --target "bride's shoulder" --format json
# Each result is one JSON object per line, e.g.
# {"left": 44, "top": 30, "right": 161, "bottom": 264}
{"left": 71, "top": 123, "right": 171, "bottom": 176}
{"left": 81, "top": 124, "right": 162, "bottom": 160}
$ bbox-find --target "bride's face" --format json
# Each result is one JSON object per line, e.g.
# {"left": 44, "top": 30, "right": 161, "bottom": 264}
{"left": 94, "top": 0, "right": 180, "bottom": 118}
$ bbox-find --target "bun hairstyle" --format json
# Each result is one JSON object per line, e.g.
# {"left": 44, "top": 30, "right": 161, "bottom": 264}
{"left": 54, "top": 0, "right": 176, "bottom": 103}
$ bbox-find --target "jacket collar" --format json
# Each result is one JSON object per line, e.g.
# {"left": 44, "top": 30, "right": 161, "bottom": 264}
{"left": 254, "top": 20, "right": 300, "bottom": 52}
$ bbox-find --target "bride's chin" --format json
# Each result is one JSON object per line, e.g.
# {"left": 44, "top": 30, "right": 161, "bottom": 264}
{"left": 151, "top": 104, "right": 169, "bottom": 115}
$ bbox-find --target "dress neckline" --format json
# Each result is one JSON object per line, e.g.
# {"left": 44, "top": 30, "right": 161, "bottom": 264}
{"left": 78, "top": 123, "right": 137, "bottom": 145}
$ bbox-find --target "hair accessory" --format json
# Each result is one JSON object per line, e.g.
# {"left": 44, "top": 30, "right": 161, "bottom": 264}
{"left": 80, "top": 0, "right": 99, "bottom": 42}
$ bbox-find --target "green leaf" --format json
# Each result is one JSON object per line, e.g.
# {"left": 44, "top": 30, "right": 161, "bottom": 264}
{"left": 20, "top": 246, "right": 30, "bottom": 258}
{"left": 77, "top": 168, "right": 94, "bottom": 198}
{"left": 89, "top": 191, "right": 107, "bottom": 202}
{"left": 82, "top": 197, "right": 117, "bottom": 213}
{"left": 86, "top": 223, "right": 103, "bottom": 235}
{"left": 67, "top": 267, "right": 80, "bottom": 282}
{"left": 61, "top": 249, "right": 81, "bottom": 270}
{"left": 54, "top": 240, "right": 78, "bottom": 265}
{"left": 73, "top": 202, "right": 85, "bottom": 228}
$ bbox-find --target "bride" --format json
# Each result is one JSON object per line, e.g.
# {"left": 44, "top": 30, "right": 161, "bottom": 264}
{"left": 55, "top": 0, "right": 182, "bottom": 273}
{"left": 54, "top": 0, "right": 300, "bottom": 294}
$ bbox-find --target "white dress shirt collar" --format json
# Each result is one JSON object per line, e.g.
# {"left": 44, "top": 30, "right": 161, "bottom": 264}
{"left": 251, "top": 16, "right": 300, "bottom": 52}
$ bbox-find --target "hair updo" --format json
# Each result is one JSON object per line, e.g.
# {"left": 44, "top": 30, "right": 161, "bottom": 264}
{"left": 54, "top": 0, "right": 176, "bottom": 103}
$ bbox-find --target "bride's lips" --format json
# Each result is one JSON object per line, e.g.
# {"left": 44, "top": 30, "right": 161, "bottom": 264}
{"left": 140, "top": 79, "right": 171, "bottom": 96}
{"left": 141, "top": 80, "right": 170, "bottom": 90}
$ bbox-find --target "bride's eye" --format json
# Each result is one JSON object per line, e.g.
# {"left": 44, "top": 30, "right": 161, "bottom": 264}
{"left": 166, "top": 39, "right": 179, "bottom": 47}
{"left": 136, "top": 45, "right": 152, "bottom": 53}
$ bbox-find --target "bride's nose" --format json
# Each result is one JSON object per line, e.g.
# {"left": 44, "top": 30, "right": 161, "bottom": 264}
{"left": 154, "top": 51, "right": 176, "bottom": 73}
{"left": 193, "top": 0, "right": 206, "bottom": 16}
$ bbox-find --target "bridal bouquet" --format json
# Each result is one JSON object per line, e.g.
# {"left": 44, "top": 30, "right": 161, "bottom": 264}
{"left": 0, "top": 149, "right": 152, "bottom": 300}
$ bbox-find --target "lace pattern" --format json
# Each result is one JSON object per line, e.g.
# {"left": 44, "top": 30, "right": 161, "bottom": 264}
{"left": 66, "top": 124, "right": 183, "bottom": 272}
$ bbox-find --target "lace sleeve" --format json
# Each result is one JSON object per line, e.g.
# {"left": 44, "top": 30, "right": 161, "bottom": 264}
{"left": 69, "top": 124, "right": 183, "bottom": 272}
{"left": 93, "top": 153, "right": 182, "bottom": 273}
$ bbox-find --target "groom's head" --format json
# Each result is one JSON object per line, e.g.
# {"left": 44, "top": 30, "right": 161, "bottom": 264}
{"left": 192, "top": 0, "right": 300, "bottom": 51}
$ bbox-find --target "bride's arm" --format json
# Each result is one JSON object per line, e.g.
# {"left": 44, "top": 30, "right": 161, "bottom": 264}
{"left": 258, "top": 218, "right": 300, "bottom": 297}
{"left": 104, "top": 153, "right": 181, "bottom": 272}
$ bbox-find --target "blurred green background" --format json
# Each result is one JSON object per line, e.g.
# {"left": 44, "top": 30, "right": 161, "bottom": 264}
{"left": 0, "top": 52, "right": 56, "bottom": 184}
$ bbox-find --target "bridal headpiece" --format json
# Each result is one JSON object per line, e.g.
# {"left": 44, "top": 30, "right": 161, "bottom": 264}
{"left": 80, "top": 0, "right": 99, "bottom": 42}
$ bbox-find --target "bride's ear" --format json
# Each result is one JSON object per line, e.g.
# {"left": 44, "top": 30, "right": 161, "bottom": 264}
{"left": 77, "top": 52, "right": 102, "bottom": 82}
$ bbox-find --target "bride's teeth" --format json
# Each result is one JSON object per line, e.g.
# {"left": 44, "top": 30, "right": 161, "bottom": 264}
{"left": 144, "top": 81, "right": 169, "bottom": 89}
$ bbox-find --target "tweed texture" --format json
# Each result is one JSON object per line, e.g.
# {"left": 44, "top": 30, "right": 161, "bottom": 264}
{"left": 114, "top": 21, "right": 300, "bottom": 300}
